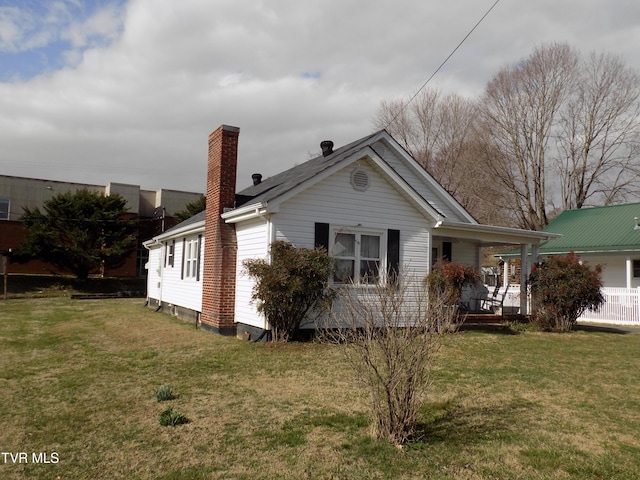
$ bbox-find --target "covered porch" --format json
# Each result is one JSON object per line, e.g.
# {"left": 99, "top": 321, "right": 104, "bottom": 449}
{"left": 431, "top": 221, "right": 560, "bottom": 316}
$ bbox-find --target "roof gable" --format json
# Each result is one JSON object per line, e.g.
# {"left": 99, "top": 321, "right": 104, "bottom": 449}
{"left": 154, "top": 129, "right": 481, "bottom": 235}
{"left": 230, "top": 129, "right": 476, "bottom": 223}
{"left": 541, "top": 203, "right": 640, "bottom": 254}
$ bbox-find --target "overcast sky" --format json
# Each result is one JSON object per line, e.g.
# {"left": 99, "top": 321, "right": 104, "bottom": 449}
{"left": 1, "top": 0, "right": 639, "bottom": 193}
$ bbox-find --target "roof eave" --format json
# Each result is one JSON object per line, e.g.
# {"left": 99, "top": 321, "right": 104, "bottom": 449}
{"left": 221, "top": 202, "right": 268, "bottom": 223}
{"left": 436, "top": 221, "right": 561, "bottom": 245}
{"left": 152, "top": 221, "right": 206, "bottom": 242}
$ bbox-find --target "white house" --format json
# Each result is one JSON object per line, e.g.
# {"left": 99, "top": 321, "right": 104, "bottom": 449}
{"left": 144, "top": 125, "right": 556, "bottom": 338}
{"left": 500, "top": 203, "right": 640, "bottom": 324}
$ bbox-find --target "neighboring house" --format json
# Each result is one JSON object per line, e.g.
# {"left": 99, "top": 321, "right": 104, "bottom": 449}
{"left": 541, "top": 204, "right": 640, "bottom": 289}
{"left": 144, "top": 125, "right": 556, "bottom": 338}
{"left": 0, "top": 175, "right": 203, "bottom": 277}
{"left": 499, "top": 203, "right": 640, "bottom": 324}
{"left": 501, "top": 203, "right": 640, "bottom": 289}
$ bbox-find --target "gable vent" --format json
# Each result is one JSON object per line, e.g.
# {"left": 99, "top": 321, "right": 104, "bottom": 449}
{"left": 350, "top": 168, "right": 370, "bottom": 191}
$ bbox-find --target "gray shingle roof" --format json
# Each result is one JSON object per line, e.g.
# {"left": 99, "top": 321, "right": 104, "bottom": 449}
{"left": 160, "top": 131, "right": 381, "bottom": 234}
{"left": 235, "top": 130, "right": 380, "bottom": 207}
{"left": 161, "top": 210, "right": 205, "bottom": 236}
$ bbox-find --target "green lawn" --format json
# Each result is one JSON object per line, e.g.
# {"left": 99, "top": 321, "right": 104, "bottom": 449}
{"left": 1, "top": 298, "right": 639, "bottom": 479}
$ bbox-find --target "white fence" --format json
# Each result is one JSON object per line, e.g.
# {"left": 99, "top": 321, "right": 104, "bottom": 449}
{"left": 481, "top": 285, "right": 640, "bottom": 325}
{"left": 579, "top": 287, "right": 640, "bottom": 325}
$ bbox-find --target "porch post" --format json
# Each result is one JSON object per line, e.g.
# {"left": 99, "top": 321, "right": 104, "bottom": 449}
{"left": 530, "top": 244, "right": 539, "bottom": 313}
{"left": 520, "top": 244, "right": 529, "bottom": 315}
{"left": 503, "top": 260, "right": 509, "bottom": 287}
{"left": 626, "top": 257, "right": 632, "bottom": 289}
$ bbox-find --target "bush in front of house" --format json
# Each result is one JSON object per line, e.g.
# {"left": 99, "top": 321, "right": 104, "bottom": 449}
{"left": 424, "top": 260, "right": 480, "bottom": 305}
{"left": 529, "top": 253, "right": 604, "bottom": 332}
{"left": 244, "top": 241, "right": 334, "bottom": 342}
{"left": 324, "top": 271, "right": 458, "bottom": 446}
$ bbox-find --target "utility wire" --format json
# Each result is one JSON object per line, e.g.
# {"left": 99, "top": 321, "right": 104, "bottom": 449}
{"left": 385, "top": 0, "right": 502, "bottom": 128}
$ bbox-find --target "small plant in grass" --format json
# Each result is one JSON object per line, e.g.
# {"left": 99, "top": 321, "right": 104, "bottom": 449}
{"left": 159, "top": 406, "right": 188, "bottom": 426}
{"left": 155, "top": 385, "right": 174, "bottom": 402}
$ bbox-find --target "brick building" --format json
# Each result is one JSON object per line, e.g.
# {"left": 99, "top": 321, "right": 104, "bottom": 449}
{"left": 0, "top": 175, "right": 203, "bottom": 277}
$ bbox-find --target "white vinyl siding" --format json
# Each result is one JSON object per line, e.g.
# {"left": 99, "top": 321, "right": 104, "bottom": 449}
{"left": 450, "top": 242, "right": 478, "bottom": 267}
{"left": 274, "top": 160, "right": 431, "bottom": 280}
{"left": 145, "top": 245, "right": 162, "bottom": 300}
{"left": 149, "top": 233, "right": 204, "bottom": 312}
{"left": 370, "top": 140, "right": 471, "bottom": 223}
{"left": 567, "top": 254, "right": 639, "bottom": 289}
{"left": 234, "top": 217, "right": 270, "bottom": 329}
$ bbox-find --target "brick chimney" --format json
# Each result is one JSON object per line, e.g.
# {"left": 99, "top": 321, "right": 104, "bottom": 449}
{"left": 201, "top": 125, "right": 239, "bottom": 335}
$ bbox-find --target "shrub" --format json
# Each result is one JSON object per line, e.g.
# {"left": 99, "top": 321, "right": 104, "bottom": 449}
{"left": 424, "top": 260, "right": 480, "bottom": 305}
{"left": 159, "top": 406, "right": 188, "bottom": 426}
{"left": 155, "top": 385, "right": 174, "bottom": 402}
{"left": 324, "top": 272, "right": 457, "bottom": 446}
{"left": 244, "top": 241, "right": 334, "bottom": 342}
{"left": 529, "top": 253, "right": 604, "bottom": 332}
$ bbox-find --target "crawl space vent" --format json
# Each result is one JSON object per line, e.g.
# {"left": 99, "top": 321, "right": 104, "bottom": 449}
{"left": 350, "top": 168, "right": 370, "bottom": 191}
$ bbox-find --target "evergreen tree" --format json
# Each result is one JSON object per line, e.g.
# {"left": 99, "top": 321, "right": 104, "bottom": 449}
{"left": 14, "top": 189, "right": 138, "bottom": 279}
{"left": 174, "top": 195, "right": 206, "bottom": 223}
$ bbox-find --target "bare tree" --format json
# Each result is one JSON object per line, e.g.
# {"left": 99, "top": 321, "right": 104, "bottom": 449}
{"left": 481, "top": 43, "right": 579, "bottom": 230}
{"left": 323, "top": 272, "right": 458, "bottom": 445}
{"left": 374, "top": 89, "right": 513, "bottom": 224}
{"left": 557, "top": 52, "right": 640, "bottom": 209}
{"left": 376, "top": 44, "right": 640, "bottom": 230}
{"left": 481, "top": 43, "right": 640, "bottom": 229}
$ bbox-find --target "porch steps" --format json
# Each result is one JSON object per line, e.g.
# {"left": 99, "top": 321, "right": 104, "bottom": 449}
{"left": 458, "top": 314, "right": 530, "bottom": 330}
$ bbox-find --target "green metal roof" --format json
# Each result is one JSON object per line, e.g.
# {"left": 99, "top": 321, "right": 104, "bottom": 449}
{"left": 539, "top": 203, "right": 640, "bottom": 254}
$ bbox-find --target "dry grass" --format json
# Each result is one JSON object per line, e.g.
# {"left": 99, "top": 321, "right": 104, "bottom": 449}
{"left": 1, "top": 298, "right": 640, "bottom": 479}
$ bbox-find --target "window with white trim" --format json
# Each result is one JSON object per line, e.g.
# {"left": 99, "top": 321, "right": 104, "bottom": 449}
{"left": 165, "top": 240, "right": 175, "bottom": 267}
{"left": 331, "top": 229, "right": 384, "bottom": 285}
{"left": 0, "top": 199, "right": 9, "bottom": 220}
{"left": 183, "top": 238, "right": 199, "bottom": 279}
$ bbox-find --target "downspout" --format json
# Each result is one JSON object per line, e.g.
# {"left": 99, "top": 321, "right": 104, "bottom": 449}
{"left": 264, "top": 214, "right": 275, "bottom": 333}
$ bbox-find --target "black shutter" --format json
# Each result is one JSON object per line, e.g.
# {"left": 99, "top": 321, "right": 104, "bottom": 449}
{"left": 164, "top": 242, "right": 168, "bottom": 267}
{"left": 181, "top": 238, "right": 186, "bottom": 280}
{"left": 170, "top": 239, "right": 175, "bottom": 267}
{"left": 387, "top": 229, "right": 400, "bottom": 284}
{"left": 443, "top": 241, "right": 452, "bottom": 262}
{"left": 196, "top": 235, "right": 202, "bottom": 281}
{"left": 314, "top": 223, "right": 330, "bottom": 251}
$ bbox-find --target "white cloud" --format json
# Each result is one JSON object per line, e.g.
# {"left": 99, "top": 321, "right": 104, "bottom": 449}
{"left": 1, "top": 0, "right": 639, "bottom": 193}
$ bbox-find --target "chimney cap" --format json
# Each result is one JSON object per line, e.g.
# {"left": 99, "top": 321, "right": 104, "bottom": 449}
{"left": 320, "top": 140, "right": 334, "bottom": 157}
{"left": 251, "top": 173, "right": 263, "bottom": 186}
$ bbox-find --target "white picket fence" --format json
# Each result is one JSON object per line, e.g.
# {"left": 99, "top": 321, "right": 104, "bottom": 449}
{"left": 579, "top": 287, "right": 640, "bottom": 325}
{"left": 483, "top": 285, "right": 640, "bottom": 325}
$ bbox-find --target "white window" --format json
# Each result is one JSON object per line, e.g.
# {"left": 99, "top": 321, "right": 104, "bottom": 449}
{"left": 183, "top": 238, "right": 199, "bottom": 279}
{"left": 331, "top": 229, "right": 384, "bottom": 285}
{"left": 165, "top": 240, "right": 175, "bottom": 267}
{"left": 0, "top": 199, "right": 9, "bottom": 220}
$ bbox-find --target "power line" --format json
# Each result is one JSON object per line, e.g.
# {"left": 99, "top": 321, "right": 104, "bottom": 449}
{"left": 385, "top": 0, "right": 502, "bottom": 128}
